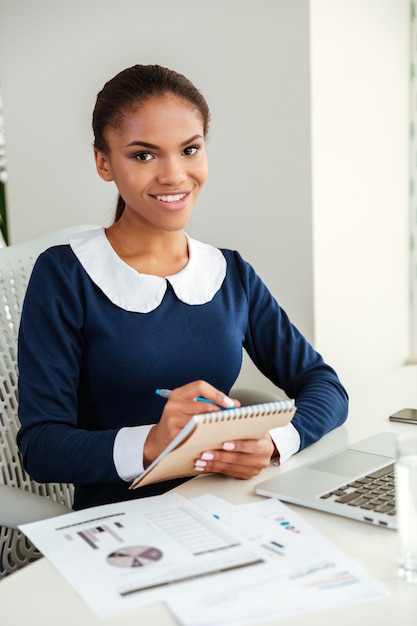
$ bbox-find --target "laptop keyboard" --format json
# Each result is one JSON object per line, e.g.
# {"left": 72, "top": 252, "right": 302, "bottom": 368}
{"left": 319, "top": 463, "right": 396, "bottom": 516}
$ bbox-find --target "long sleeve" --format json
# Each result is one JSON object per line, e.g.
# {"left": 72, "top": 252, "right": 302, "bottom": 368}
{"left": 113, "top": 425, "right": 153, "bottom": 481}
{"left": 229, "top": 251, "right": 349, "bottom": 450}
{"left": 17, "top": 250, "right": 122, "bottom": 486}
{"left": 269, "top": 423, "right": 301, "bottom": 464}
{"left": 17, "top": 238, "right": 348, "bottom": 510}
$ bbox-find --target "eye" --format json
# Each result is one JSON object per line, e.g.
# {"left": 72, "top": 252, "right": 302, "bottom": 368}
{"left": 183, "top": 145, "right": 199, "bottom": 156}
{"left": 134, "top": 151, "right": 154, "bottom": 161}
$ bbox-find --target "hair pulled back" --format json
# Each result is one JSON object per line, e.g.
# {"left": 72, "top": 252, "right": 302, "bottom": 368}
{"left": 92, "top": 64, "right": 210, "bottom": 221}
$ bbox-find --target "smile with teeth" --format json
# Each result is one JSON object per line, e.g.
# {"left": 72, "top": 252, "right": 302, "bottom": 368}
{"left": 154, "top": 193, "right": 188, "bottom": 203}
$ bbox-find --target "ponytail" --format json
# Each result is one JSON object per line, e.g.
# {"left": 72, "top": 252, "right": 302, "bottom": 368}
{"left": 115, "top": 195, "right": 125, "bottom": 221}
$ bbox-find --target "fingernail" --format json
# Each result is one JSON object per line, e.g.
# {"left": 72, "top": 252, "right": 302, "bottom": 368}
{"left": 223, "top": 442, "right": 235, "bottom": 451}
{"left": 201, "top": 452, "right": 214, "bottom": 461}
{"left": 222, "top": 397, "right": 235, "bottom": 407}
{"left": 195, "top": 459, "right": 207, "bottom": 468}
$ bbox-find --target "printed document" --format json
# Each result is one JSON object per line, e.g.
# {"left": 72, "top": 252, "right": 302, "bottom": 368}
{"left": 167, "top": 494, "right": 389, "bottom": 626}
{"left": 19, "top": 492, "right": 295, "bottom": 618}
{"left": 19, "top": 492, "right": 389, "bottom": 622}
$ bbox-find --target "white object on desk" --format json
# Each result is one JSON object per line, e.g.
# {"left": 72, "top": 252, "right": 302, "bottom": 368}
{"left": 395, "top": 434, "right": 417, "bottom": 582}
{"left": 18, "top": 487, "right": 388, "bottom": 625}
{"left": 255, "top": 431, "right": 397, "bottom": 529}
{"left": 167, "top": 494, "right": 388, "bottom": 626}
{"left": 19, "top": 492, "right": 282, "bottom": 619}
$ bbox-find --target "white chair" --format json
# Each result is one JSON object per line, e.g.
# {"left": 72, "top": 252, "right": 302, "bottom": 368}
{"left": 0, "top": 225, "right": 99, "bottom": 578}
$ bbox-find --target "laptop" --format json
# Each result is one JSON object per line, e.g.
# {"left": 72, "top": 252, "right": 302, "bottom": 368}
{"left": 255, "top": 432, "right": 397, "bottom": 529}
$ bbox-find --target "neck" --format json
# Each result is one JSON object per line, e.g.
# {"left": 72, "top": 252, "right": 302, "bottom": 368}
{"left": 105, "top": 219, "right": 189, "bottom": 277}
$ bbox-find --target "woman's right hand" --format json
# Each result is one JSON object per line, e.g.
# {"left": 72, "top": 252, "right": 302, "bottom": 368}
{"left": 143, "top": 380, "right": 238, "bottom": 468}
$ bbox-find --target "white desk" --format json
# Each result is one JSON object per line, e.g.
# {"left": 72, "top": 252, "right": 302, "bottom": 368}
{"left": 1, "top": 366, "right": 417, "bottom": 626}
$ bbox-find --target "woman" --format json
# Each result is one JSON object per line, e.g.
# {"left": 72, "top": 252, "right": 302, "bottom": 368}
{"left": 17, "top": 65, "right": 348, "bottom": 510}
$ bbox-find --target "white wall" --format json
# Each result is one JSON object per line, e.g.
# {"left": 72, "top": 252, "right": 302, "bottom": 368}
{"left": 310, "top": 0, "right": 409, "bottom": 396}
{"left": 0, "top": 0, "right": 410, "bottom": 397}
{"left": 0, "top": 0, "right": 313, "bottom": 342}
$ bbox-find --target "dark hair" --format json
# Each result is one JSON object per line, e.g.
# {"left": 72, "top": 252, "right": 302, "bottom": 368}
{"left": 92, "top": 64, "right": 210, "bottom": 221}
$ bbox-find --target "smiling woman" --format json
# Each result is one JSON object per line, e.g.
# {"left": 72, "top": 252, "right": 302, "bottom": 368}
{"left": 93, "top": 65, "right": 210, "bottom": 224}
{"left": 16, "top": 64, "right": 348, "bottom": 511}
{"left": 95, "top": 94, "right": 208, "bottom": 273}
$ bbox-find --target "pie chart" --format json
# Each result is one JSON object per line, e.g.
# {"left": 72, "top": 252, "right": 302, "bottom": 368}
{"left": 106, "top": 545, "right": 163, "bottom": 568}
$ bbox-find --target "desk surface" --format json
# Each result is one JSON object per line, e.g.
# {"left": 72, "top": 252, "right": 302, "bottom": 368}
{"left": 1, "top": 366, "right": 417, "bottom": 626}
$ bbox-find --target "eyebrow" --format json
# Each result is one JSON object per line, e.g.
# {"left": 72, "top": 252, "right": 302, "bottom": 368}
{"left": 125, "top": 134, "right": 203, "bottom": 149}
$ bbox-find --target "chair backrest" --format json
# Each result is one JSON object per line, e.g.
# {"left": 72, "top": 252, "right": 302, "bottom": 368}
{"left": 0, "top": 224, "right": 99, "bottom": 576}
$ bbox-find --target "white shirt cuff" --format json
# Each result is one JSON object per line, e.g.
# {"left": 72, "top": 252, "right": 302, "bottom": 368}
{"left": 269, "top": 422, "right": 300, "bottom": 465}
{"left": 113, "top": 425, "right": 154, "bottom": 482}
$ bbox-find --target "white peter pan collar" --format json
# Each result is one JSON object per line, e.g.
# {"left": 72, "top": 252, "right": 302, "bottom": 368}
{"left": 69, "top": 227, "right": 226, "bottom": 313}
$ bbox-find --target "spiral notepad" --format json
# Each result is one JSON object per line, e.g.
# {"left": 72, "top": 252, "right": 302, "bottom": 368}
{"left": 130, "top": 399, "right": 296, "bottom": 489}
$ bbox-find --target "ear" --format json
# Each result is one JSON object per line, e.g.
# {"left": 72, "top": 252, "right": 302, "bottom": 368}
{"left": 94, "top": 148, "right": 114, "bottom": 182}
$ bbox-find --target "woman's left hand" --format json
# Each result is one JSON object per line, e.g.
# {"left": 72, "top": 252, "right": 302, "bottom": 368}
{"left": 194, "top": 433, "right": 276, "bottom": 479}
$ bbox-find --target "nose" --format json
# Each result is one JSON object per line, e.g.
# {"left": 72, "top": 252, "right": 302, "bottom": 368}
{"left": 156, "top": 156, "right": 187, "bottom": 186}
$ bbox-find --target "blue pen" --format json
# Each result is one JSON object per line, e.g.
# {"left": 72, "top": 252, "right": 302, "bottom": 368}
{"left": 155, "top": 388, "right": 234, "bottom": 410}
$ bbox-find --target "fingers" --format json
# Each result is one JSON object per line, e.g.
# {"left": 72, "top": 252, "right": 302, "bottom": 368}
{"left": 168, "top": 381, "right": 240, "bottom": 413}
{"left": 194, "top": 435, "right": 275, "bottom": 480}
{"left": 144, "top": 381, "right": 239, "bottom": 467}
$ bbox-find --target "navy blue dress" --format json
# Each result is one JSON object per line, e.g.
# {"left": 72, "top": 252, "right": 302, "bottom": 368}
{"left": 17, "top": 230, "right": 348, "bottom": 509}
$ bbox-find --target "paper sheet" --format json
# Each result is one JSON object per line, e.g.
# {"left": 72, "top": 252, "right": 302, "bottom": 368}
{"left": 166, "top": 495, "right": 389, "bottom": 626}
{"left": 19, "top": 492, "right": 286, "bottom": 618}
{"left": 19, "top": 491, "right": 389, "bottom": 623}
